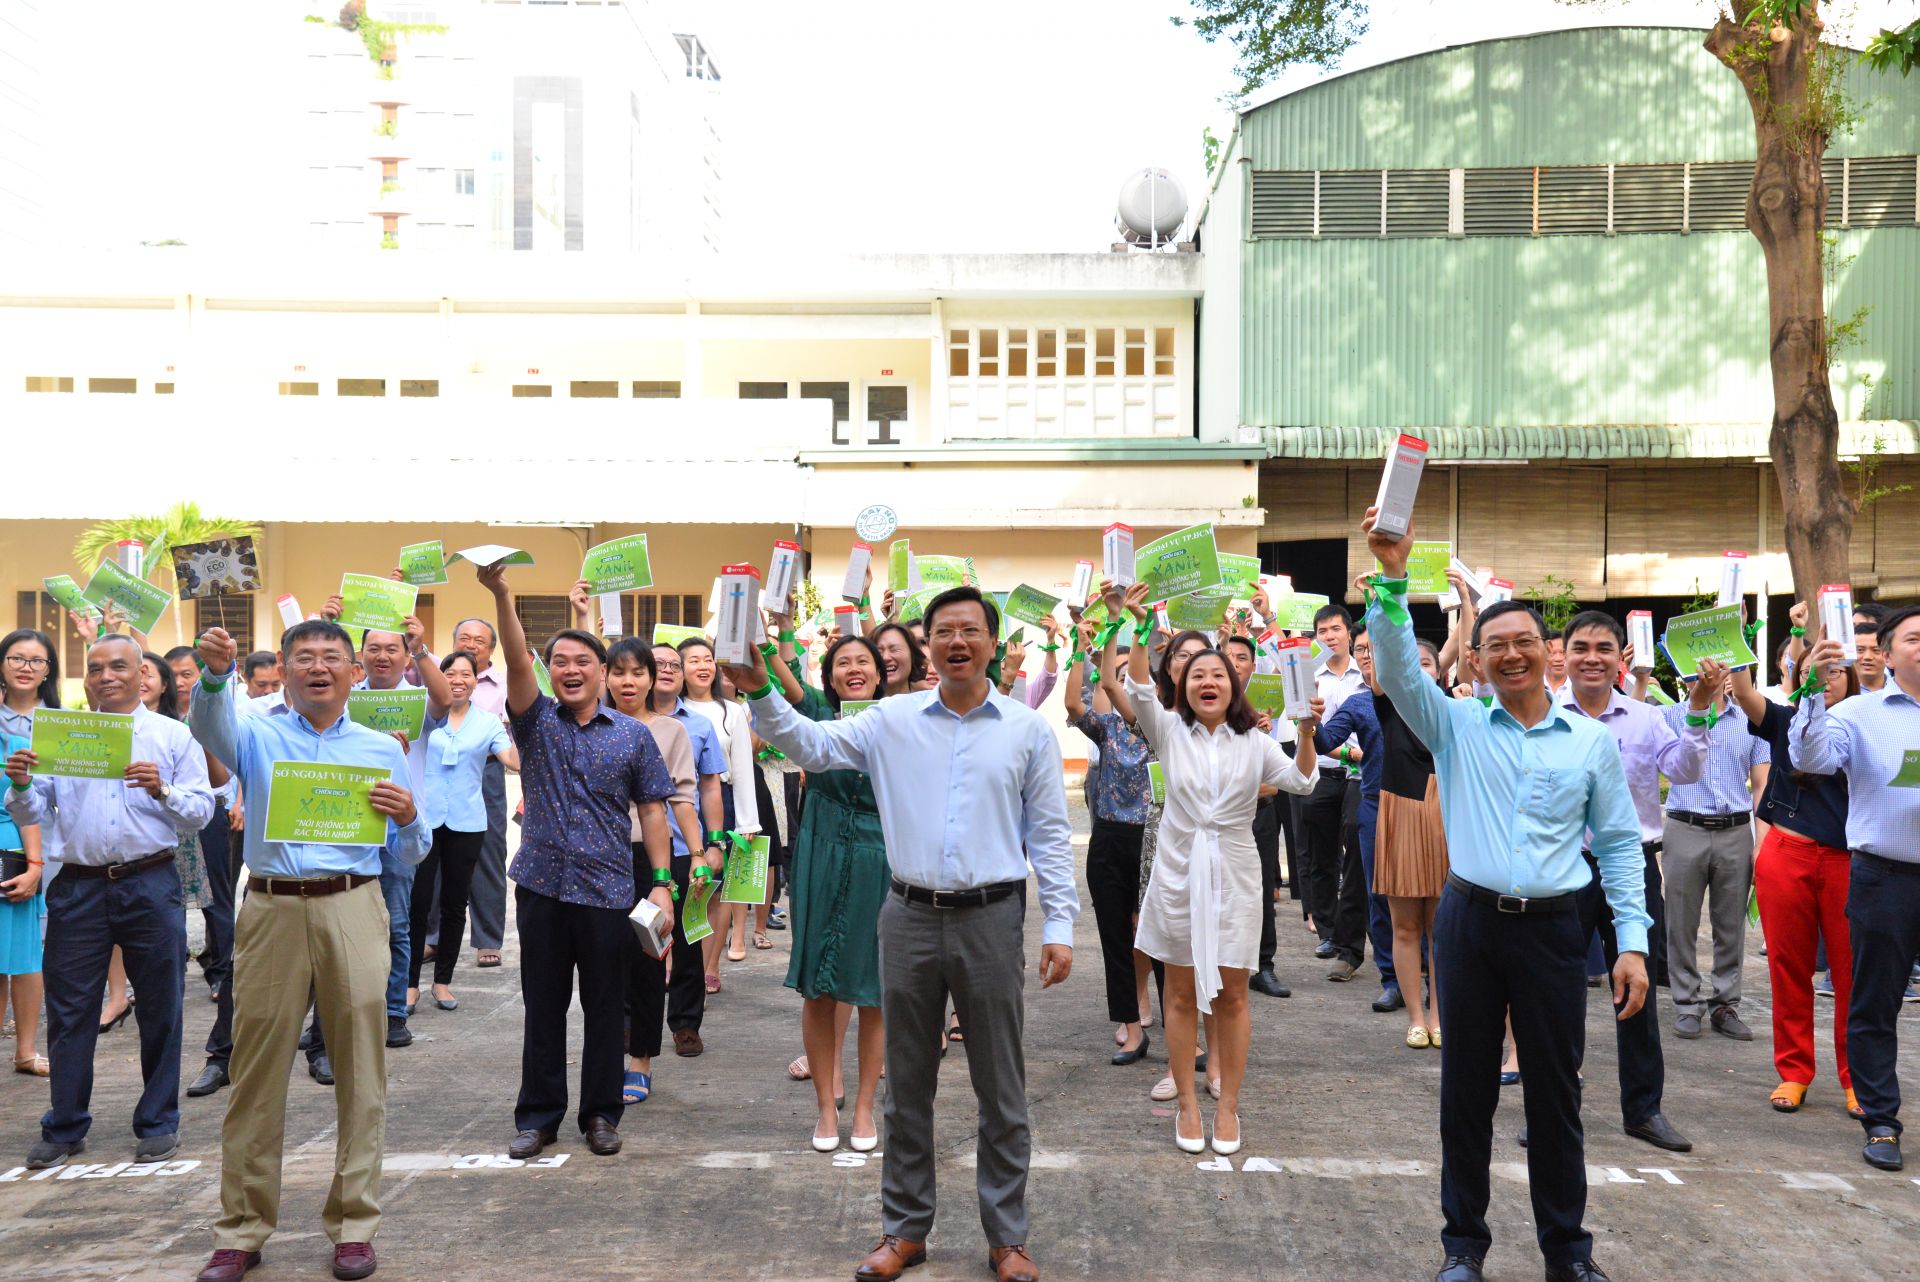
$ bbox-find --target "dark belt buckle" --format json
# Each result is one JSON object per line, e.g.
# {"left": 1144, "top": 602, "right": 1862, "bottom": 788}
{"left": 929, "top": 889, "right": 958, "bottom": 909}
{"left": 1495, "top": 893, "right": 1529, "bottom": 914}
{"left": 106, "top": 860, "right": 140, "bottom": 882}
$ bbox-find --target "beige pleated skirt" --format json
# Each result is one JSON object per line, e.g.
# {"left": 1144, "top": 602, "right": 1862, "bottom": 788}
{"left": 1374, "top": 775, "right": 1449, "bottom": 899}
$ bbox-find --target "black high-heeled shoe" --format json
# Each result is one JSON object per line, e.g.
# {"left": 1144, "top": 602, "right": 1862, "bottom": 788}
{"left": 1111, "top": 1031, "right": 1151, "bottom": 1066}
{"left": 99, "top": 999, "right": 134, "bottom": 1035}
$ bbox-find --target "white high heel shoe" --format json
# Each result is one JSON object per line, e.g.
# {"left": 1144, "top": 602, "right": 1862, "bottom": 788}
{"left": 1210, "top": 1111, "right": 1242, "bottom": 1156}
{"left": 850, "top": 1131, "right": 879, "bottom": 1153}
{"left": 1174, "top": 1112, "right": 1207, "bottom": 1155}
{"left": 812, "top": 1117, "right": 841, "bottom": 1152}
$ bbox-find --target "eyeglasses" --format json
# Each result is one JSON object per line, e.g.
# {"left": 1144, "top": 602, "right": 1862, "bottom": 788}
{"left": 3, "top": 656, "right": 49, "bottom": 672}
{"left": 288, "top": 654, "right": 352, "bottom": 671}
{"left": 928, "top": 627, "right": 991, "bottom": 644}
{"left": 1474, "top": 636, "right": 1545, "bottom": 659}
{"left": 655, "top": 660, "right": 683, "bottom": 672}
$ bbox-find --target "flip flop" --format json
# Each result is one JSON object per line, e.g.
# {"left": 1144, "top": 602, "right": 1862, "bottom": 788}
{"left": 623, "top": 1070, "right": 651, "bottom": 1104}
{"left": 477, "top": 951, "right": 502, "bottom": 969}
{"left": 788, "top": 1056, "right": 811, "bottom": 1081}
{"left": 753, "top": 933, "right": 773, "bottom": 951}
{"left": 704, "top": 973, "right": 721, "bottom": 994}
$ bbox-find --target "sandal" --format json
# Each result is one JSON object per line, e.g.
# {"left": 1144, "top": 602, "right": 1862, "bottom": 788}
{"left": 13, "top": 1054, "right": 48, "bottom": 1077}
{"left": 622, "top": 1070, "right": 651, "bottom": 1104}
{"left": 788, "top": 1056, "right": 811, "bottom": 1082}
{"left": 1845, "top": 1087, "right": 1865, "bottom": 1119}
{"left": 476, "top": 950, "right": 502, "bottom": 969}
{"left": 752, "top": 932, "right": 773, "bottom": 951}
{"left": 1770, "top": 1081, "right": 1808, "bottom": 1113}
{"left": 704, "top": 973, "right": 721, "bottom": 994}
{"left": 947, "top": 1019, "right": 964, "bottom": 1044}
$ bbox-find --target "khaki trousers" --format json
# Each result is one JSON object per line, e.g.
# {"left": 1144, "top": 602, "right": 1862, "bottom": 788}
{"left": 214, "top": 879, "right": 389, "bottom": 1251}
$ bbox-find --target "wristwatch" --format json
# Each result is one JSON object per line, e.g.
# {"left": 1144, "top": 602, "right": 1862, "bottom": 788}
{"left": 158, "top": 783, "right": 172, "bottom": 802}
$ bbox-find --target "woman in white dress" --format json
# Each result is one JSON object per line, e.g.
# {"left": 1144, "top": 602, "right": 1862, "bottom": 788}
{"left": 1120, "top": 581, "right": 1322, "bottom": 1156}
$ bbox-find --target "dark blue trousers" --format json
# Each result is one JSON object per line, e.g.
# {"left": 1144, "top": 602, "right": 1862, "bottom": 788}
{"left": 1846, "top": 852, "right": 1920, "bottom": 1135}
{"left": 1436, "top": 883, "right": 1591, "bottom": 1269}
{"left": 1357, "top": 794, "right": 1395, "bottom": 987}
{"left": 201, "top": 804, "right": 246, "bottom": 1066}
{"left": 1580, "top": 850, "right": 1665, "bottom": 1127}
{"left": 42, "top": 860, "right": 186, "bottom": 1144}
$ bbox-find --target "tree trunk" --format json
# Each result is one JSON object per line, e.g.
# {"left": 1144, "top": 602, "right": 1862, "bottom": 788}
{"left": 1706, "top": 11, "right": 1854, "bottom": 602}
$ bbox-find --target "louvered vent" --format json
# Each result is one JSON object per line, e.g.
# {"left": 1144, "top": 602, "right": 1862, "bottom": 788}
{"left": 1688, "top": 161, "right": 1753, "bottom": 231}
{"left": 1462, "top": 168, "right": 1533, "bottom": 236}
{"left": 1250, "top": 170, "right": 1314, "bottom": 237}
{"left": 1849, "top": 155, "right": 1918, "bottom": 227}
{"left": 1385, "top": 169, "right": 1451, "bottom": 237}
{"left": 1611, "top": 163, "right": 1685, "bottom": 234}
{"left": 1318, "top": 170, "right": 1383, "bottom": 236}
{"left": 1536, "top": 166, "right": 1610, "bottom": 235}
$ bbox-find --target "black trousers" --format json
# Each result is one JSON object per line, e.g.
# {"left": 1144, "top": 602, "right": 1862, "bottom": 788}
{"left": 1329, "top": 778, "right": 1368, "bottom": 967}
{"left": 201, "top": 803, "right": 247, "bottom": 1066}
{"left": 1253, "top": 797, "right": 1282, "bottom": 970}
{"left": 1847, "top": 852, "right": 1920, "bottom": 1135}
{"left": 1300, "top": 771, "right": 1348, "bottom": 941}
{"left": 1580, "top": 849, "right": 1665, "bottom": 1127}
{"left": 514, "top": 885, "right": 629, "bottom": 1136}
{"left": 1436, "top": 883, "right": 1592, "bottom": 1269}
{"left": 409, "top": 826, "right": 485, "bottom": 989}
{"left": 628, "top": 850, "right": 703, "bottom": 1058}
{"left": 1086, "top": 818, "right": 1146, "bottom": 1024}
{"left": 1641, "top": 841, "right": 1670, "bottom": 989}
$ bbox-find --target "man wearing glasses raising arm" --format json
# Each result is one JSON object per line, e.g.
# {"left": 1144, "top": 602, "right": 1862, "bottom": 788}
{"left": 1363, "top": 509, "right": 1648, "bottom": 1282}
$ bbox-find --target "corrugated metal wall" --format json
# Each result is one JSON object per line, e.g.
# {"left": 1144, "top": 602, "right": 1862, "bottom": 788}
{"left": 1235, "top": 27, "right": 1920, "bottom": 430}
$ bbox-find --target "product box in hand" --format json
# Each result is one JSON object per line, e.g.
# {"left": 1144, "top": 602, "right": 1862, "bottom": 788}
{"left": 1069, "top": 559, "right": 1095, "bottom": 610}
{"left": 841, "top": 543, "right": 872, "bottom": 602}
{"left": 277, "top": 593, "right": 304, "bottom": 628}
{"left": 1718, "top": 551, "right": 1749, "bottom": 607}
{"left": 1819, "top": 584, "right": 1857, "bottom": 664}
{"left": 1370, "top": 433, "right": 1429, "bottom": 540}
{"left": 714, "top": 564, "right": 762, "bottom": 664}
{"left": 832, "top": 603, "right": 860, "bottom": 636}
{"left": 1481, "top": 577, "right": 1514, "bottom": 605}
{"left": 1446, "top": 558, "right": 1485, "bottom": 608}
{"left": 628, "top": 897, "right": 672, "bottom": 960}
{"left": 598, "top": 593, "right": 624, "bottom": 637}
{"left": 1627, "top": 610, "right": 1656, "bottom": 672}
{"left": 1275, "top": 638, "right": 1315, "bottom": 719}
{"left": 1103, "top": 522, "right": 1135, "bottom": 588}
{"left": 764, "top": 540, "right": 802, "bottom": 615}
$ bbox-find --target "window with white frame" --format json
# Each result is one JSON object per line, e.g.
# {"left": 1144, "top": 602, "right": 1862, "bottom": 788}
{"left": 944, "top": 322, "right": 1183, "bottom": 439}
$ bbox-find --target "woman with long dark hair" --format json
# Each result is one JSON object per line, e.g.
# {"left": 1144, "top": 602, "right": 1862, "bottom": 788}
{"left": 0, "top": 629, "right": 55, "bottom": 1074}
{"left": 1119, "top": 582, "right": 1322, "bottom": 1156}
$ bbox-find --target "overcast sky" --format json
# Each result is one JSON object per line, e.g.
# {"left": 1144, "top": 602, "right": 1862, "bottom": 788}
{"left": 30, "top": 0, "right": 1910, "bottom": 255}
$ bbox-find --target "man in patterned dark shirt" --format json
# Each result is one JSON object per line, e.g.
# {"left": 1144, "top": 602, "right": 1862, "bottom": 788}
{"left": 476, "top": 562, "right": 676, "bottom": 1162}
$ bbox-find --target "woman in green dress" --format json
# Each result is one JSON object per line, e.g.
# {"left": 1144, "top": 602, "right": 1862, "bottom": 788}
{"left": 764, "top": 629, "right": 891, "bottom": 1155}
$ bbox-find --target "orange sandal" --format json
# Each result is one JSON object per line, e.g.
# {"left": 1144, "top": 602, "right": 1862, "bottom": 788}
{"left": 1846, "top": 1087, "right": 1866, "bottom": 1118}
{"left": 1770, "top": 1081, "right": 1809, "bottom": 1113}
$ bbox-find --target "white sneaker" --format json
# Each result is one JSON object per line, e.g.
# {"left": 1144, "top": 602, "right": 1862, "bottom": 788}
{"left": 1150, "top": 1074, "right": 1177, "bottom": 1102}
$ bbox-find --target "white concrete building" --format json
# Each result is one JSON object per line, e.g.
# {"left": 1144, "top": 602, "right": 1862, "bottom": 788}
{"left": 0, "top": 0, "right": 44, "bottom": 249}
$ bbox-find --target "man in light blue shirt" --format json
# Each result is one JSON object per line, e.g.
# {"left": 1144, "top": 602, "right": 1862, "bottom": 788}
{"left": 189, "top": 620, "right": 426, "bottom": 1282}
{"left": 725, "top": 585, "right": 1074, "bottom": 1282}
{"left": 5, "top": 634, "right": 215, "bottom": 1172}
{"left": 1367, "top": 510, "right": 1644, "bottom": 1282}
{"left": 1789, "top": 610, "right": 1920, "bottom": 1174}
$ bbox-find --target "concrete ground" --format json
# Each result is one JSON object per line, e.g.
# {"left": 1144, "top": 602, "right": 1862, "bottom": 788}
{"left": 1, "top": 803, "right": 1915, "bottom": 1282}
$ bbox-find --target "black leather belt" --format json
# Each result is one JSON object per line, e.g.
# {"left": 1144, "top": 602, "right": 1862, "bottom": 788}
{"left": 1668, "top": 810, "right": 1749, "bottom": 831}
{"left": 248, "top": 873, "right": 379, "bottom": 897}
{"left": 63, "top": 852, "right": 174, "bottom": 881}
{"left": 1853, "top": 851, "right": 1920, "bottom": 876}
{"left": 890, "top": 878, "right": 1021, "bottom": 909}
{"left": 1446, "top": 872, "right": 1578, "bottom": 914}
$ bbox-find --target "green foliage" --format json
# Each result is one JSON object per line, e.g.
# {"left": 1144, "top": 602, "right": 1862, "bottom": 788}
{"left": 1848, "top": 431, "right": 1914, "bottom": 511}
{"left": 1241, "top": 494, "right": 1257, "bottom": 508}
{"left": 1861, "top": 18, "right": 1920, "bottom": 76}
{"left": 73, "top": 505, "right": 262, "bottom": 646}
{"left": 1172, "top": 0, "right": 1368, "bottom": 90}
{"left": 795, "top": 578, "right": 825, "bottom": 623}
{"left": 379, "top": 181, "right": 402, "bottom": 195}
{"left": 1202, "top": 125, "right": 1221, "bottom": 176}
{"left": 303, "top": 14, "right": 328, "bottom": 23}
{"left": 375, "top": 118, "right": 397, "bottom": 137}
{"left": 380, "top": 232, "right": 399, "bottom": 250}
{"left": 139, "top": 238, "right": 187, "bottom": 247}
{"left": 1524, "top": 574, "right": 1579, "bottom": 633}
{"left": 1821, "top": 231, "right": 1872, "bottom": 355}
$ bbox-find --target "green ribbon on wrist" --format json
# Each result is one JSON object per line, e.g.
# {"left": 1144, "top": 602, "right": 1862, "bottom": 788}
{"left": 1742, "top": 619, "right": 1765, "bottom": 644}
{"left": 1094, "top": 618, "right": 1127, "bottom": 649}
{"left": 757, "top": 641, "right": 779, "bottom": 661}
{"left": 742, "top": 675, "right": 777, "bottom": 701}
{"left": 778, "top": 630, "right": 797, "bottom": 643}
{"left": 756, "top": 744, "right": 787, "bottom": 762}
{"left": 1789, "top": 670, "right": 1824, "bottom": 703}
{"left": 1369, "top": 574, "right": 1412, "bottom": 627}
{"left": 199, "top": 674, "right": 230, "bottom": 692}
{"left": 1789, "top": 626, "right": 1806, "bottom": 638}
{"left": 1037, "top": 642, "right": 1060, "bottom": 653}
{"left": 1069, "top": 650, "right": 1088, "bottom": 665}
{"left": 1684, "top": 707, "right": 1718, "bottom": 728}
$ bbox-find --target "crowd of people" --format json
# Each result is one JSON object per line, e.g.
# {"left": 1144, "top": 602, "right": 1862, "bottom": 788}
{"left": 0, "top": 515, "right": 1914, "bottom": 1282}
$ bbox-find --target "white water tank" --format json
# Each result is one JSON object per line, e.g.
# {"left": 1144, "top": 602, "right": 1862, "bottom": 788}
{"left": 1116, "top": 168, "right": 1188, "bottom": 245}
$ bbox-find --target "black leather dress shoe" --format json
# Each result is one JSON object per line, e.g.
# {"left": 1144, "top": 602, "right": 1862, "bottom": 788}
{"left": 1545, "top": 1260, "right": 1613, "bottom": 1282}
{"left": 1111, "top": 1032, "right": 1150, "bottom": 1066}
{"left": 1433, "top": 1254, "right": 1484, "bottom": 1281}
{"left": 585, "top": 1117, "right": 622, "bottom": 1156}
{"left": 1517, "top": 1125, "right": 1527, "bottom": 1149}
{"left": 308, "top": 1052, "right": 335, "bottom": 1086}
{"left": 1313, "top": 939, "right": 1337, "bottom": 960}
{"left": 1862, "top": 1125, "right": 1903, "bottom": 1171}
{"left": 1624, "top": 1111, "right": 1692, "bottom": 1152}
{"left": 1250, "top": 968, "right": 1291, "bottom": 998}
{"left": 1372, "top": 983, "right": 1405, "bottom": 1013}
{"left": 187, "top": 1061, "right": 231, "bottom": 1097}
{"left": 508, "top": 1128, "right": 557, "bottom": 1161}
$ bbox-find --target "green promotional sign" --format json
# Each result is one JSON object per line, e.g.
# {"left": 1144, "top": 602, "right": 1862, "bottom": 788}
{"left": 1218, "top": 552, "right": 1262, "bottom": 600}
{"left": 581, "top": 534, "right": 654, "bottom": 594}
{"left": 838, "top": 700, "right": 878, "bottom": 718}
{"left": 28, "top": 708, "right": 134, "bottom": 780}
{"left": 720, "top": 835, "right": 771, "bottom": 905}
{"left": 895, "top": 586, "right": 939, "bottom": 622}
{"left": 80, "top": 561, "right": 170, "bottom": 634}
{"left": 41, "top": 575, "right": 101, "bottom": 621}
{"left": 1135, "top": 524, "right": 1222, "bottom": 601}
{"left": 1147, "top": 760, "right": 1166, "bottom": 805}
{"left": 915, "top": 555, "right": 976, "bottom": 590}
{"left": 1889, "top": 748, "right": 1920, "bottom": 789}
{"left": 1164, "top": 588, "right": 1234, "bottom": 632}
{"left": 264, "top": 761, "right": 391, "bottom": 847}
{"left": 890, "top": 540, "right": 913, "bottom": 592}
{"left": 1080, "top": 597, "right": 1111, "bottom": 627}
{"left": 397, "top": 540, "right": 448, "bottom": 587}
{"left": 1379, "top": 541, "right": 1453, "bottom": 596}
{"left": 1002, "top": 584, "right": 1062, "bottom": 628}
{"left": 1645, "top": 681, "right": 1676, "bottom": 706}
{"left": 1243, "top": 673, "right": 1288, "bottom": 716}
{"left": 337, "top": 573, "right": 418, "bottom": 634}
{"left": 346, "top": 688, "right": 429, "bottom": 739}
{"left": 1659, "top": 605, "right": 1758, "bottom": 679}
{"left": 1273, "top": 593, "right": 1330, "bottom": 632}
{"left": 681, "top": 878, "right": 716, "bottom": 944}
{"left": 532, "top": 654, "right": 555, "bottom": 698}
{"left": 653, "top": 623, "right": 707, "bottom": 648}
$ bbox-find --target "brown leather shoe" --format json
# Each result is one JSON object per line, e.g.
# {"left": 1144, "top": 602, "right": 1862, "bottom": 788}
{"left": 585, "top": 1116, "right": 622, "bottom": 1156}
{"left": 673, "top": 1027, "right": 704, "bottom": 1057}
{"left": 507, "top": 1128, "right": 557, "bottom": 1161}
{"left": 989, "top": 1245, "right": 1039, "bottom": 1282}
{"left": 196, "top": 1250, "right": 262, "bottom": 1282}
{"left": 853, "top": 1234, "right": 926, "bottom": 1280}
